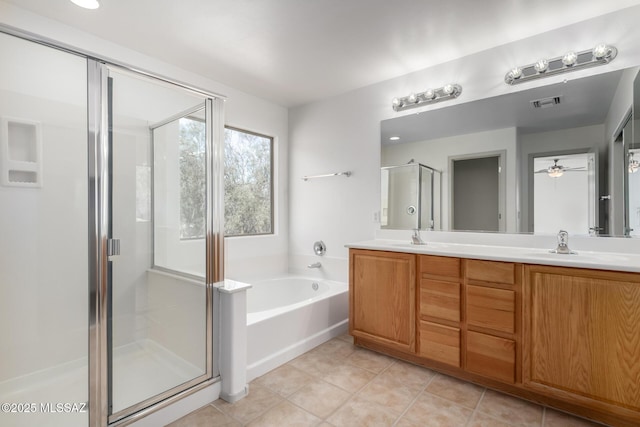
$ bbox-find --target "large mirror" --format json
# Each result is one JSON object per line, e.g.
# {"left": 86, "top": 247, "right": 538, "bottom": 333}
{"left": 381, "top": 67, "right": 640, "bottom": 237}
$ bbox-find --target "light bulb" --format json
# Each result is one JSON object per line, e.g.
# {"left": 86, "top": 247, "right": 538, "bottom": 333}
{"left": 443, "top": 84, "right": 454, "bottom": 95}
{"left": 392, "top": 97, "right": 401, "bottom": 108}
{"left": 534, "top": 59, "right": 549, "bottom": 73}
{"left": 562, "top": 52, "right": 578, "bottom": 66}
{"left": 509, "top": 67, "right": 523, "bottom": 80}
{"left": 424, "top": 89, "right": 435, "bottom": 100}
{"left": 593, "top": 44, "right": 610, "bottom": 60}
{"left": 408, "top": 93, "right": 418, "bottom": 104}
{"left": 70, "top": 0, "right": 100, "bottom": 9}
{"left": 389, "top": 136, "right": 400, "bottom": 141}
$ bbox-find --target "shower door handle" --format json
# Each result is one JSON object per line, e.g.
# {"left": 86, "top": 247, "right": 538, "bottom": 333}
{"left": 107, "top": 238, "right": 120, "bottom": 257}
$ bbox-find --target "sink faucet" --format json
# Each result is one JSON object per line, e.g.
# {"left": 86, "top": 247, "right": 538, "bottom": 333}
{"left": 411, "top": 228, "right": 425, "bottom": 245}
{"left": 307, "top": 262, "right": 322, "bottom": 269}
{"left": 550, "top": 230, "right": 575, "bottom": 254}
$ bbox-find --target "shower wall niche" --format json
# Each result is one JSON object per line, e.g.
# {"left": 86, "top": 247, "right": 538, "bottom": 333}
{"left": 381, "top": 163, "right": 441, "bottom": 230}
{"left": 0, "top": 117, "right": 42, "bottom": 187}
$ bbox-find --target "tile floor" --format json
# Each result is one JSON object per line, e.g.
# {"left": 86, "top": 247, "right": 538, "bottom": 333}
{"left": 167, "top": 335, "right": 605, "bottom": 427}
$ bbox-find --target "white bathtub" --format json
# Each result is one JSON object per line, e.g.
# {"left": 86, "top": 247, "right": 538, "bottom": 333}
{"left": 246, "top": 276, "right": 349, "bottom": 381}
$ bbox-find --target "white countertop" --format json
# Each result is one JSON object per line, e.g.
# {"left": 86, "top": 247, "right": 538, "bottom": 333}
{"left": 346, "top": 239, "right": 640, "bottom": 273}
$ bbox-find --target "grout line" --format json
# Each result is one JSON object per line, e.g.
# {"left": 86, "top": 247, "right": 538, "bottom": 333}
{"left": 391, "top": 366, "right": 438, "bottom": 426}
{"left": 541, "top": 406, "right": 547, "bottom": 426}
{"left": 464, "top": 387, "right": 487, "bottom": 427}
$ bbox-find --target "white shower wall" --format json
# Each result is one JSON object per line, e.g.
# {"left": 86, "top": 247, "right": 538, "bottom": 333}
{"left": 0, "top": 35, "right": 88, "bottom": 382}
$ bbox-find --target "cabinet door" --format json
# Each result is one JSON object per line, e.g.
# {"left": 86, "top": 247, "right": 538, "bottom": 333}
{"left": 524, "top": 266, "right": 640, "bottom": 411}
{"left": 349, "top": 250, "right": 416, "bottom": 353}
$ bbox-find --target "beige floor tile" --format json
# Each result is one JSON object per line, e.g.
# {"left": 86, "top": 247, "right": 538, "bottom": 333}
{"left": 246, "top": 401, "right": 320, "bottom": 427}
{"left": 401, "top": 392, "right": 473, "bottom": 427}
{"left": 251, "top": 364, "right": 313, "bottom": 397}
{"left": 287, "top": 378, "right": 351, "bottom": 418}
{"left": 166, "top": 404, "right": 240, "bottom": 427}
{"left": 317, "top": 423, "right": 337, "bottom": 427}
{"left": 212, "top": 385, "right": 283, "bottom": 424}
{"left": 380, "top": 360, "right": 435, "bottom": 391}
{"left": 322, "top": 363, "right": 377, "bottom": 393}
{"left": 327, "top": 396, "right": 398, "bottom": 427}
{"left": 356, "top": 372, "right": 421, "bottom": 414}
{"left": 543, "top": 408, "right": 603, "bottom": 426}
{"left": 289, "top": 350, "right": 342, "bottom": 377}
{"left": 478, "top": 389, "right": 543, "bottom": 427}
{"left": 311, "top": 337, "right": 356, "bottom": 358}
{"left": 425, "top": 373, "right": 485, "bottom": 409}
{"left": 346, "top": 348, "right": 394, "bottom": 373}
{"left": 468, "top": 411, "right": 515, "bottom": 427}
{"left": 337, "top": 333, "right": 354, "bottom": 344}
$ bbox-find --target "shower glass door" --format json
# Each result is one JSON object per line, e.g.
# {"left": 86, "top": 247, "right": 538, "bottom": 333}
{"left": 0, "top": 32, "right": 88, "bottom": 427}
{"left": 106, "top": 66, "right": 214, "bottom": 423}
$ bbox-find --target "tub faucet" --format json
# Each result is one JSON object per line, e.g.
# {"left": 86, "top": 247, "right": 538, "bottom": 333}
{"left": 411, "top": 228, "right": 426, "bottom": 245}
{"left": 307, "top": 262, "right": 322, "bottom": 269}
{"left": 550, "top": 230, "right": 575, "bottom": 254}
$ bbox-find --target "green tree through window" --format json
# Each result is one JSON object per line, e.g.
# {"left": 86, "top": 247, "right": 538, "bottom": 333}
{"left": 178, "top": 121, "right": 273, "bottom": 238}
{"left": 224, "top": 127, "right": 273, "bottom": 236}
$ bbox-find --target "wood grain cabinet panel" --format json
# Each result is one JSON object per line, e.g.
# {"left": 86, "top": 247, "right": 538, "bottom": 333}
{"left": 467, "top": 285, "right": 515, "bottom": 333}
{"left": 349, "top": 249, "right": 416, "bottom": 353}
{"left": 419, "top": 255, "right": 460, "bottom": 279}
{"left": 466, "top": 330, "right": 515, "bottom": 383}
{"left": 419, "top": 321, "right": 460, "bottom": 367}
{"left": 524, "top": 266, "right": 640, "bottom": 412}
{"left": 420, "top": 279, "right": 460, "bottom": 322}
{"left": 466, "top": 259, "right": 515, "bottom": 285}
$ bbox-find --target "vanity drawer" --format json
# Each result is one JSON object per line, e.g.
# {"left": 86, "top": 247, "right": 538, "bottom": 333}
{"left": 467, "top": 285, "right": 515, "bottom": 333}
{"left": 466, "top": 259, "right": 515, "bottom": 285}
{"left": 466, "top": 331, "right": 515, "bottom": 383}
{"left": 419, "top": 255, "right": 460, "bottom": 279}
{"left": 420, "top": 279, "right": 460, "bottom": 322}
{"left": 419, "top": 321, "right": 460, "bottom": 367}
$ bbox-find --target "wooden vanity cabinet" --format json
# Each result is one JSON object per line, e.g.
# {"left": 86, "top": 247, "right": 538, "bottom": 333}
{"left": 464, "top": 259, "right": 519, "bottom": 384}
{"left": 523, "top": 265, "right": 640, "bottom": 422}
{"left": 349, "top": 249, "right": 416, "bottom": 353}
{"left": 417, "top": 255, "right": 461, "bottom": 367}
{"left": 349, "top": 249, "right": 640, "bottom": 425}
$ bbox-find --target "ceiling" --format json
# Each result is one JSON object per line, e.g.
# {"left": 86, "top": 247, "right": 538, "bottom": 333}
{"left": 6, "top": 0, "right": 640, "bottom": 107}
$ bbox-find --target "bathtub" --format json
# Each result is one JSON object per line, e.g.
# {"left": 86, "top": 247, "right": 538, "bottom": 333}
{"left": 245, "top": 276, "right": 349, "bottom": 381}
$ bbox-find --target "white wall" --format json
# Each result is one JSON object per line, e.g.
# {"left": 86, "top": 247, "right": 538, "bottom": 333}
{"left": 289, "top": 6, "right": 640, "bottom": 280}
{"left": 0, "top": 1, "right": 290, "bottom": 283}
{"left": 0, "top": 33, "right": 88, "bottom": 381}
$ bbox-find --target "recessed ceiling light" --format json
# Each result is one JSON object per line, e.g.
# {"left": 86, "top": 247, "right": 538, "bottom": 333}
{"left": 389, "top": 136, "right": 400, "bottom": 141}
{"left": 70, "top": 0, "right": 100, "bottom": 9}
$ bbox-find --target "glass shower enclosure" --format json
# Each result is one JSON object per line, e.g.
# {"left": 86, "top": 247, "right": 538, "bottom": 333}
{"left": 0, "top": 30, "right": 224, "bottom": 427}
{"left": 380, "top": 163, "right": 441, "bottom": 230}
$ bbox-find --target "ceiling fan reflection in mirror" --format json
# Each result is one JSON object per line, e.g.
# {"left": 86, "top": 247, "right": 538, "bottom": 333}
{"left": 535, "top": 159, "right": 586, "bottom": 178}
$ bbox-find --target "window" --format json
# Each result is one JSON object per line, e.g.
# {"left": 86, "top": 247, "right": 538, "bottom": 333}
{"left": 175, "top": 123, "right": 274, "bottom": 238}
{"left": 179, "top": 117, "right": 206, "bottom": 239}
{"left": 224, "top": 127, "right": 273, "bottom": 236}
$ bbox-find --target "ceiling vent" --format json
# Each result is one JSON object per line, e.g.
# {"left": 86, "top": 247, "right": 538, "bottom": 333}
{"left": 531, "top": 96, "right": 562, "bottom": 109}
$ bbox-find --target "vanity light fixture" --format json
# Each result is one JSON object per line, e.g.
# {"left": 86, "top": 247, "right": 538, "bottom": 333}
{"left": 505, "top": 44, "right": 617, "bottom": 85}
{"left": 70, "top": 0, "right": 100, "bottom": 9}
{"left": 629, "top": 153, "right": 639, "bottom": 174}
{"left": 392, "top": 83, "right": 462, "bottom": 112}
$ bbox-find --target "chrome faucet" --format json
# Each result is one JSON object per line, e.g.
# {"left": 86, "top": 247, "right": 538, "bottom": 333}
{"left": 550, "top": 230, "right": 576, "bottom": 254}
{"left": 411, "top": 228, "right": 426, "bottom": 245}
{"left": 307, "top": 262, "right": 322, "bottom": 269}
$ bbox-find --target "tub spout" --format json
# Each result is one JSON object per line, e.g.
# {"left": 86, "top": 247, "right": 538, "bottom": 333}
{"left": 307, "top": 262, "right": 322, "bottom": 269}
